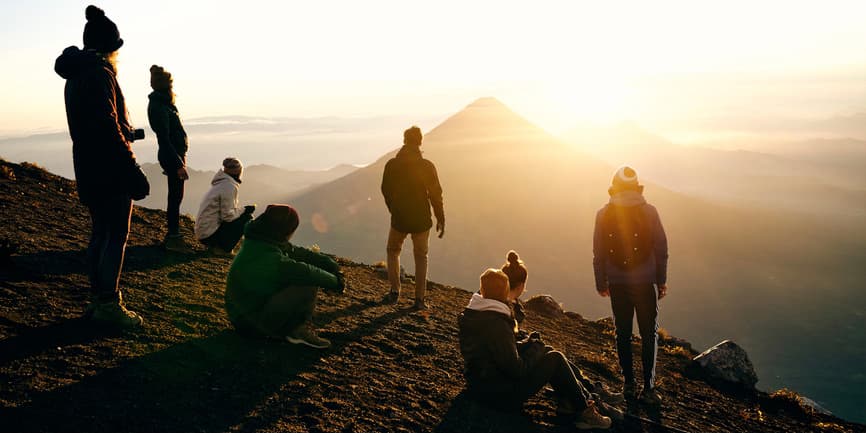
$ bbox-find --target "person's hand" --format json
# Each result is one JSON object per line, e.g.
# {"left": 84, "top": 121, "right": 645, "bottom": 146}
{"left": 177, "top": 167, "right": 189, "bottom": 180}
{"left": 658, "top": 284, "right": 668, "bottom": 300}
{"left": 597, "top": 287, "right": 610, "bottom": 297}
{"left": 244, "top": 204, "right": 256, "bottom": 214}
{"left": 436, "top": 220, "right": 445, "bottom": 238}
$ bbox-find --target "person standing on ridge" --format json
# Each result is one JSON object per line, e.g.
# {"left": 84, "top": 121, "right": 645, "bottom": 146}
{"left": 195, "top": 157, "right": 255, "bottom": 256}
{"left": 54, "top": 5, "right": 148, "bottom": 328}
{"left": 381, "top": 126, "right": 445, "bottom": 310}
{"left": 593, "top": 166, "right": 669, "bottom": 405}
{"left": 147, "top": 65, "right": 191, "bottom": 253}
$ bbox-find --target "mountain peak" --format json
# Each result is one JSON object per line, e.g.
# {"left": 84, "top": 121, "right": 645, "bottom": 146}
{"left": 465, "top": 96, "right": 507, "bottom": 109}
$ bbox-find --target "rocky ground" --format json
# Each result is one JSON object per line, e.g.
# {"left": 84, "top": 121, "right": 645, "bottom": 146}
{"left": 0, "top": 158, "right": 863, "bottom": 433}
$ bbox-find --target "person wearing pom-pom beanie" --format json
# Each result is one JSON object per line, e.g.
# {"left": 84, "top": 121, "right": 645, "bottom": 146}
{"left": 147, "top": 65, "right": 191, "bottom": 253}
{"left": 54, "top": 5, "right": 145, "bottom": 328}
{"left": 592, "top": 166, "right": 669, "bottom": 405}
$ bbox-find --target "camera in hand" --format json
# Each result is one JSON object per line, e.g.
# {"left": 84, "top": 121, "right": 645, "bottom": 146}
{"left": 132, "top": 128, "right": 145, "bottom": 141}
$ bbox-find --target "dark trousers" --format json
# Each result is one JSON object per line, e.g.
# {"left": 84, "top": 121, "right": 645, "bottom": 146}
{"left": 514, "top": 351, "right": 591, "bottom": 412}
{"left": 165, "top": 172, "right": 185, "bottom": 236}
{"left": 610, "top": 284, "right": 659, "bottom": 388}
{"left": 202, "top": 214, "right": 251, "bottom": 251}
{"left": 86, "top": 195, "right": 132, "bottom": 303}
{"left": 232, "top": 286, "right": 318, "bottom": 337}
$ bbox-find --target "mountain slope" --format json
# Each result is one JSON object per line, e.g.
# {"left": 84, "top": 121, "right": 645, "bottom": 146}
{"left": 138, "top": 163, "right": 357, "bottom": 217}
{"left": 285, "top": 98, "right": 866, "bottom": 422}
{"left": 2, "top": 160, "right": 863, "bottom": 432}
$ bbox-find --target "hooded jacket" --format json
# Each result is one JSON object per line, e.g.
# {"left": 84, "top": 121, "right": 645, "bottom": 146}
{"left": 194, "top": 170, "right": 245, "bottom": 240}
{"left": 225, "top": 225, "right": 340, "bottom": 327}
{"left": 54, "top": 46, "right": 137, "bottom": 205}
{"left": 592, "top": 190, "right": 668, "bottom": 290}
{"left": 458, "top": 293, "right": 528, "bottom": 394}
{"left": 381, "top": 145, "right": 445, "bottom": 233}
{"left": 147, "top": 90, "right": 188, "bottom": 172}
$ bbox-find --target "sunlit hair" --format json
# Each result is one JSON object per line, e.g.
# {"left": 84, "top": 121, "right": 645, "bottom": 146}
{"left": 103, "top": 50, "right": 119, "bottom": 72}
{"left": 403, "top": 126, "right": 423, "bottom": 146}
{"left": 479, "top": 268, "right": 510, "bottom": 302}
{"left": 501, "top": 250, "right": 527, "bottom": 289}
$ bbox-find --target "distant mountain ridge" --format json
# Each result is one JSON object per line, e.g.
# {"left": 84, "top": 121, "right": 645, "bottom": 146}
{"left": 139, "top": 162, "right": 357, "bottom": 217}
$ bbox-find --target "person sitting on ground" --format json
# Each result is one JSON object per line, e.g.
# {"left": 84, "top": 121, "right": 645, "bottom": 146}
{"left": 226, "top": 204, "right": 347, "bottom": 349}
{"left": 501, "top": 251, "right": 624, "bottom": 419}
{"left": 457, "top": 268, "right": 611, "bottom": 430}
{"left": 194, "top": 157, "right": 255, "bottom": 256}
{"left": 501, "top": 250, "right": 529, "bottom": 327}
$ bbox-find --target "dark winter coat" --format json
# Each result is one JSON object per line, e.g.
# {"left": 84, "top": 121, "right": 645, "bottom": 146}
{"left": 458, "top": 294, "right": 529, "bottom": 395}
{"left": 592, "top": 190, "right": 669, "bottom": 290}
{"left": 54, "top": 46, "right": 138, "bottom": 205}
{"left": 225, "top": 225, "right": 341, "bottom": 327}
{"left": 147, "top": 91, "right": 188, "bottom": 172}
{"left": 381, "top": 145, "right": 444, "bottom": 233}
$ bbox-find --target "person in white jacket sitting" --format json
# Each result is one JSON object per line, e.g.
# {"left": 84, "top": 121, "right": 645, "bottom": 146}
{"left": 195, "top": 157, "right": 255, "bottom": 256}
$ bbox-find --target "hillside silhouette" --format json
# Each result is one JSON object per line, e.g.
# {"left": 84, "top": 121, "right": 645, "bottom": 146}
{"left": 2, "top": 160, "right": 864, "bottom": 432}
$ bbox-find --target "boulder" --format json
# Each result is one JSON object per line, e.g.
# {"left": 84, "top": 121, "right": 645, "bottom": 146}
{"left": 692, "top": 340, "right": 759, "bottom": 389}
{"left": 523, "top": 295, "right": 564, "bottom": 318}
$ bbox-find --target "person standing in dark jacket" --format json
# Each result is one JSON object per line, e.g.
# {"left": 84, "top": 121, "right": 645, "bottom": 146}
{"left": 147, "top": 65, "right": 191, "bottom": 253}
{"left": 593, "top": 166, "right": 669, "bottom": 405}
{"left": 54, "top": 5, "right": 145, "bottom": 328}
{"left": 457, "top": 269, "right": 611, "bottom": 429}
{"left": 380, "top": 126, "right": 445, "bottom": 309}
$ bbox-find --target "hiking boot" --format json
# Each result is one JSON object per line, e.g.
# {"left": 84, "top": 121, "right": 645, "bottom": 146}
{"left": 575, "top": 403, "right": 612, "bottom": 430}
{"left": 640, "top": 387, "right": 663, "bottom": 406}
{"left": 596, "top": 400, "right": 625, "bottom": 422}
{"left": 623, "top": 381, "right": 639, "bottom": 400}
{"left": 91, "top": 301, "right": 144, "bottom": 328}
{"left": 594, "top": 383, "right": 625, "bottom": 404}
{"left": 164, "top": 235, "right": 193, "bottom": 254}
{"left": 382, "top": 291, "right": 399, "bottom": 304}
{"left": 286, "top": 324, "right": 331, "bottom": 349}
{"left": 412, "top": 299, "right": 428, "bottom": 310}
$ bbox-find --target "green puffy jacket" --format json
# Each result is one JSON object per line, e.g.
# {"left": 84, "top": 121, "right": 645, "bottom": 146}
{"left": 225, "top": 233, "right": 340, "bottom": 325}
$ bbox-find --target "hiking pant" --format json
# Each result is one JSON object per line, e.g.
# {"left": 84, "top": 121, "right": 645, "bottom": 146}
{"left": 201, "top": 214, "right": 251, "bottom": 252}
{"left": 86, "top": 194, "right": 132, "bottom": 303}
{"left": 165, "top": 170, "right": 185, "bottom": 237}
{"left": 610, "top": 283, "right": 659, "bottom": 389}
{"left": 515, "top": 351, "right": 591, "bottom": 411}
{"left": 231, "top": 285, "right": 318, "bottom": 337}
{"left": 386, "top": 227, "right": 429, "bottom": 301}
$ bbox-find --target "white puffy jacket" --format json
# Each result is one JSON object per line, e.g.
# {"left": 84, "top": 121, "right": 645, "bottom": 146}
{"left": 195, "top": 170, "right": 245, "bottom": 240}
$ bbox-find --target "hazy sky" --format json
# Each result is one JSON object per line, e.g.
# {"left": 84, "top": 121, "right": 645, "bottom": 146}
{"left": 2, "top": 0, "right": 865, "bottom": 137}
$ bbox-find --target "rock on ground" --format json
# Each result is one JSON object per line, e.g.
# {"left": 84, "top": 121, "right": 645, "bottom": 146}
{"left": 693, "top": 340, "right": 759, "bottom": 389}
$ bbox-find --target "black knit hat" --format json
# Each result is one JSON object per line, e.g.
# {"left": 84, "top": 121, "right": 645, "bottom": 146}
{"left": 83, "top": 5, "right": 123, "bottom": 52}
{"left": 248, "top": 204, "right": 300, "bottom": 242}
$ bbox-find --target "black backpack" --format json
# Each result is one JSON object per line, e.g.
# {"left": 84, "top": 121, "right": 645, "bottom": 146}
{"left": 602, "top": 204, "right": 652, "bottom": 270}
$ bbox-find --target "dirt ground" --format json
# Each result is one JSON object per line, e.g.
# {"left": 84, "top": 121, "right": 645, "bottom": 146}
{"left": 1, "top": 159, "right": 862, "bottom": 433}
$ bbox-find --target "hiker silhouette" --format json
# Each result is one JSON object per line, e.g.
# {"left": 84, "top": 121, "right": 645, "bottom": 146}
{"left": 54, "top": 4, "right": 147, "bottom": 328}
{"left": 381, "top": 126, "right": 445, "bottom": 310}
{"left": 593, "top": 166, "right": 669, "bottom": 405}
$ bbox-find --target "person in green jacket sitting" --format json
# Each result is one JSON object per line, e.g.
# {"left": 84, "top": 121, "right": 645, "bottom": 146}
{"left": 226, "top": 204, "right": 346, "bottom": 349}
